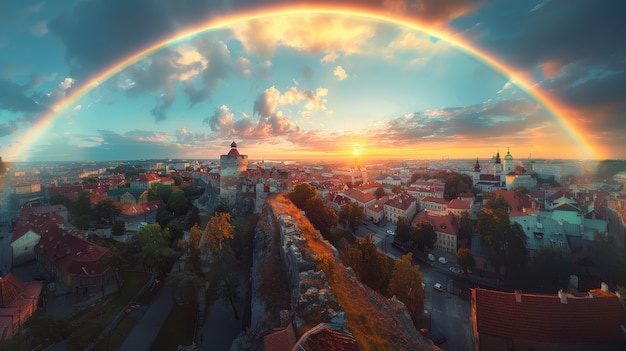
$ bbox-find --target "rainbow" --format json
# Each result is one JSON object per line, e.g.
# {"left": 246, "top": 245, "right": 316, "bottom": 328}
{"left": 7, "top": 5, "right": 597, "bottom": 161}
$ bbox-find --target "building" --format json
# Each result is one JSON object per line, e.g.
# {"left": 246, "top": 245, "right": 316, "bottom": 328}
{"left": 471, "top": 285, "right": 626, "bottom": 351}
{"left": 220, "top": 141, "right": 248, "bottom": 209}
{"left": 414, "top": 211, "right": 459, "bottom": 253}
{"left": 383, "top": 192, "right": 417, "bottom": 224}
{"left": 0, "top": 273, "right": 43, "bottom": 342}
{"left": 129, "top": 173, "right": 161, "bottom": 191}
{"left": 366, "top": 196, "right": 389, "bottom": 224}
{"left": 35, "top": 232, "right": 116, "bottom": 295}
{"left": 341, "top": 188, "right": 376, "bottom": 209}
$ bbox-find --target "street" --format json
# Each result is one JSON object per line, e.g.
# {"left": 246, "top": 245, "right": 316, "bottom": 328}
{"left": 356, "top": 221, "right": 473, "bottom": 351}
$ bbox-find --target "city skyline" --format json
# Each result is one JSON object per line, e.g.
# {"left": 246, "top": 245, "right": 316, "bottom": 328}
{"left": 1, "top": 1, "right": 625, "bottom": 162}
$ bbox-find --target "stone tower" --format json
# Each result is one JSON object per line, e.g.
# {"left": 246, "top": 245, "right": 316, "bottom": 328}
{"left": 503, "top": 147, "right": 514, "bottom": 175}
{"left": 220, "top": 141, "right": 248, "bottom": 209}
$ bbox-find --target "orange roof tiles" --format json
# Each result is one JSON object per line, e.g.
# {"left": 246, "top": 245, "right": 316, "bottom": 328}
{"left": 0, "top": 273, "right": 25, "bottom": 308}
{"left": 473, "top": 288, "right": 626, "bottom": 345}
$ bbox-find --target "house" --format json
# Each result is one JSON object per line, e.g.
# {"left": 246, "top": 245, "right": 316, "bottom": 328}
{"left": 383, "top": 192, "right": 417, "bottom": 224}
{"left": 114, "top": 200, "right": 160, "bottom": 229}
{"left": 35, "top": 232, "right": 116, "bottom": 295}
{"left": 471, "top": 285, "right": 626, "bottom": 351}
{"left": 421, "top": 196, "right": 448, "bottom": 213}
{"left": 340, "top": 188, "right": 376, "bottom": 209}
{"left": 129, "top": 173, "right": 161, "bottom": 191}
{"left": 11, "top": 213, "right": 65, "bottom": 266}
{"left": 366, "top": 196, "right": 389, "bottom": 224}
{"left": 414, "top": 211, "right": 459, "bottom": 254}
{"left": 0, "top": 273, "right": 43, "bottom": 342}
{"left": 447, "top": 199, "right": 472, "bottom": 217}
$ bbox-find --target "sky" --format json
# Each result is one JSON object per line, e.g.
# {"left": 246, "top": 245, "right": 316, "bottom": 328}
{"left": 0, "top": 0, "right": 625, "bottom": 162}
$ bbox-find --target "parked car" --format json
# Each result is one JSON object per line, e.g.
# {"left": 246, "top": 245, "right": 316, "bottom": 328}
{"left": 433, "top": 283, "right": 444, "bottom": 292}
{"left": 438, "top": 257, "right": 447, "bottom": 264}
{"left": 428, "top": 253, "right": 435, "bottom": 261}
{"left": 386, "top": 229, "right": 395, "bottom": 236}
{"left": 449, "top": 266, "right": 461, "bottom": 274}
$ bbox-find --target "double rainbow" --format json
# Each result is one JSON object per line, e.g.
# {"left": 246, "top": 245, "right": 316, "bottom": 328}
{"left": 7, "top": 5, "right": 597, "bottom": 161}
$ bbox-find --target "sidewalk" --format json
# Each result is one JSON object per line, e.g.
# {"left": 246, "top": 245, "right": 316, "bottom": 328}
{"left": 118, "top": 285, "right": 174, "bottom": 351}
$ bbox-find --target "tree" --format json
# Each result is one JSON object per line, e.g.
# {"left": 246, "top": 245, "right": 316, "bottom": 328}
{"left": 340, "top": 234, "right": 390, "bottom": 293}
{"left": 412, "top": 221, "right": 436, "bottom": 252}
{"left": 167, "top": 189, "right": 189, "bottom": 217}
{"left": 303, "top": 196, "right": 338, "bottom": 238}
{"left": 73, "top": 190, "right": 92, "bottom": 216}
{"left": 167, "top": 219, "right": 185, "bottom": 242}
{"left": 530, "top": 246, "right": 573, "bottom": 291}
{"left": 395, "top": 216, "right": 411, "bottom": 243}
{"left": 443, "top": 172, "right": 472, "bottom": 200}
{"left": 22, "top": 310, "right": 70, "bottom": 347}
{"left": 111, "top": 220, "right": 126, "bottom": 236}
{"left": 168, "top": 269, "right": 202, "bottom": 304}
{"left": 338, "top": 201, "right": 365, "bottom": 234}
{"left": 288, "top": 183, "right": 317, "bottom": 209}
{"left": 457, "top": 211, "right": 473, "bottom": 247}
{"left": 456, "top": 248, "right": 476, "bottom": 274}
{"left": 73, "top": 215, "right": 91, "bottom": 230}
{"left": 183, "top": 205, "right": 200, "bottom": 230}
{"left": 374, "top": 187, "right": 386, "bottom": 200}
{"left": 149, "top": 182, "right": 173, "bottom": 202}
{"left": 505, "top": 222, "right": 528, "bottom": 275}
{"left": 203, "top": 212, "right": 235, "bottom": 254}
{"left": 392, "top": 185, "right": 402, "bottom": 195}
{"left": 136, "top": 224, "right": 178, "bottom": 274}
{"left": 50, "top": 194, "right": 72, "bottom": 209}
{"left": 476, "top": 208, "right": 508, "bottom": 278}
{"left": 94, "top": 198, "right": 120, "bottom": 224}
{"left": 387, "top": 253, "right": 425, "bottom": 324}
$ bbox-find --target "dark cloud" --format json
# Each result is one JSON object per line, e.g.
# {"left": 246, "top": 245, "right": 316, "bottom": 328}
{"left": 0, "top": 78, "right": 47, "bottom": 115}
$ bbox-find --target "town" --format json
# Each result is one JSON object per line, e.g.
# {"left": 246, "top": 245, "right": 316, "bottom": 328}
{"left": 0, "top": 142, "right": 625, "bottom": 351}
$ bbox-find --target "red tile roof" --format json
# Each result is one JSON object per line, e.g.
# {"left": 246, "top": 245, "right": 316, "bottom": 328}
{"left": 473, "top": 288, "right": 626, "bottom": 345}
{"left": 414, "top": 212, "right": 459, "bottom": 235}
{"left": 447, "top": 199, "right": 471, "bottom": 210}
{"left": 0, "top": 273, "right": 25, "bottom": 308}
{"left": 35, "top": 232, "right": 111, "bottom": 277}
{"left": 493, "top": 190, "right": 540, "bottom": 217}
{"left": 342, "top": 188, "right": 376, "bottom": 204}
{"left": 263, "top": 325, "right": 297, "bottom": 351}
{"left": 384, "top": 192, "right": 416, "bottom": 211}
{"left": 114, "top": 200, "right": 160, "bottom": 216}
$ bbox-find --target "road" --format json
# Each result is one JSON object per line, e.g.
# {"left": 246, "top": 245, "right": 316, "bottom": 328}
{"left": 356, "top": 221, "right": 474, "bottom": 351}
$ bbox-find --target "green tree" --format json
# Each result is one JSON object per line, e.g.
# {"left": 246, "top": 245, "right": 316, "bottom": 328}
{"left": 338, "top": 201, "right": 365, "bottom": 234}
{"left": 136, "top": 224, "right": 178, "bottom": 274}
{"left": 73, "top": 214, "right": 91, "bottom": 230}
{"left": 395, "top": 216, "right": 411, "bottom": 243}
{"left": 387, "top": 253, "right": 425, "bottom": 324}
{"left": 340, "top": 234, "right": 390, "bottom": 293}
{"left": 288, "top": 183, "right": 317, "bottom": 209}
{"left": 112, "top": 220, "right": 126, "bottom": 236}
{"left": 530, "top": 246, "right": 573, "bottom": 291}
{"left": 374, "top": 187, "right": 386, "bottom": 199}
{"left": 412, "top": 221, "right": 436, "bottom": 252}
{"left": 167, "top": 219, "right": 185, "bottom": 242}
{"left": 149, "top": 183, "right": 173, "bottom": 202}
{"left": 68, "top": 319, "right": 103, "bottom": 351}
{"left": 167, "top": 189, "right": 189, "bottom": 216}
{"left": 505, "top": 222, "right": 528, "bottom": 275}
{"left": 456, "top": 248, "right": 476, "bottom": 274}
{"left": 50, "top": 194, "right": 72, "bottom": 209}
{"left": 304, "top": 196, "right": 338, "bottom": 238}
{"left": 94, "top": 198, "right": 120, "bottom": 224}
{"left": 443, "top": 172, "right": 472, "bottom": 200}
{"left": 183, "top": 205, "right": 200, "bottom": 230}
{"left": 476, "top": 208, "right": 508, "bottom": 278}
{"left": 457, "top": 211, "right": 473, "bottom": 246}
{"left": 168, "top": 268, "right": 203, "bottom": 304}
{"left": 22, "top": 310, "right": 70, "bottom": 347}
{"left": 73, "top": 190, "right": 92, "bottom": 216}
{"left": 592, "top": 231, "right": 626, "bottom": 286}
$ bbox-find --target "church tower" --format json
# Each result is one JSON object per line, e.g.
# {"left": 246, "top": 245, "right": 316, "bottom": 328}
{"left": 219, "top": 141, "right": 248, "bottom": 209}
{"left": 493, "top": 151, "right": 502, "bottom": 180}
{"left": 472, "top": 158, "right": 481, "bottom": 184}
{"left": 503, "top": 147, "right": 514, "bottom": 175}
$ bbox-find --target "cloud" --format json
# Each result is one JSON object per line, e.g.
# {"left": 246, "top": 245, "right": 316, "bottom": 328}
{"left": 0, "top": 78, "right": 46, "bottom": 115}
{"left": 203, "top": 104, "right": 299, "bottom": 140}
{"left": 333, "top": 66, "right": 348, "bottom": 81}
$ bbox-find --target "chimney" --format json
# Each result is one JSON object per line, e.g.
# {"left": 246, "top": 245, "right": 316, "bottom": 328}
{"left": 558, "top": 290, "right": 568, "bottom": 304}
{"left": 515, "top": 290, "right": 522, "bottom": 303}
{"left": 601, "top": 282, "right": 609, "bottom": 292}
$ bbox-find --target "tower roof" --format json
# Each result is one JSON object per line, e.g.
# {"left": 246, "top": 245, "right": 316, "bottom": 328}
{"left": 505, "top": 147, "right": 513, "bottom": 160}
{"left": 228, "top": 141, "right": 240, "bottom": 156}
{"left": 495, "top": 152, "right": 501, "bottom": 164}
{"left": 473, "top": 158, "right": 481, "bottom": 172}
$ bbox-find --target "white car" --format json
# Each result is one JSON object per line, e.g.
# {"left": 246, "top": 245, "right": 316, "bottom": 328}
{"left": 386, "top": 230, "right": 395, "bottom": 236}
{"left": 428, "top": 253, "right": 435, "bottom": 261}
{"left": 433, "top": 283, "right": 445, "bottom": 292}
{"left": 449, "top": 266, "right": 461, "bottom": 274}
{"left": 438, "top": 257, "right": 447, "bottom": 264}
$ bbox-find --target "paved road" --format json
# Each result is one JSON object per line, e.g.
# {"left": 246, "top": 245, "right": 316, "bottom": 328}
{"left": 119, "top": 285, "right": 174, "bottom": 351}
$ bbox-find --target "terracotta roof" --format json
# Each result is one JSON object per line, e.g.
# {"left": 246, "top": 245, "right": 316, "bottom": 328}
{"left": 448, "top": 199, "right": 471, "bottom": 210}
{"left": 297, "top": 324, "right": 360, "bottom": 351}
{"left": 493, "top": 190, "right": 540, "bottom": 217}
{"left": 384, "top": 192, "right": 416, "bottom": 211}
{"left": 35, "top": 232, "right": 111, "bottom": 277}
{"left": 342, "top": 188, "right": 375, "bottom": 204}
{"left": 414, "top": 212, "right": 459, "bottom": 235}
{"left": 472, "top": 288, "right": 626, "bottom": 345}
{"left": 114, "top": 200, "right": 160, "bottom": 216}
{"left": 0, "top": 273, "right": 25, "bottom": 308}
{"left": 421, "top": 196, "right": 447, "bottom": 204}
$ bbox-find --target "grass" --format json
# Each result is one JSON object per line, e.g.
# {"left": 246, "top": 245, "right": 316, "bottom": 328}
{"left": 150, "top": 302, "right": 196, "bottom": 350}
